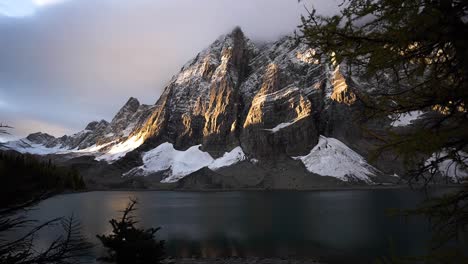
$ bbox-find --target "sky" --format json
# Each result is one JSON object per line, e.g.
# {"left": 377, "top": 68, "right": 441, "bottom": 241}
{"left": 0, "top": 0, "right": 339, "bottom": 141}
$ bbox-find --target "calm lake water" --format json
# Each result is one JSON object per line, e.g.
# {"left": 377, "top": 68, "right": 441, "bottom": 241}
{"left": 20, "top": 189, "right": 442, "bottom": 263}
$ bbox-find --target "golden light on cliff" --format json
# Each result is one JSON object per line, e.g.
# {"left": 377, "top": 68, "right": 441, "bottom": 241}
{"left": 330, "top": 65, "right": 356, "bottom": 105}
{"left": 296, "top": 48, "right": 319, "bottom": 64}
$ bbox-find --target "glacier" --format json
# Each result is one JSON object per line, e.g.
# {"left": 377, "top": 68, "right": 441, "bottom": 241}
{"left": 124, "top": 143, "right": 247, "bottom": 183}
{"left": 294, "top": 136, "right": 379, "bottom": 183}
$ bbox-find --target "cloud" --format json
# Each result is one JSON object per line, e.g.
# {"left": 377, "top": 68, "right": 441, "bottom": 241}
{"left": 0, "top": 0, "right": 35, "bottom": 17}
{"left": 32, "top": 0, "right": 68, "bottom": 7}
{"left": 0, "top": 0, "right": 339, "bottom": 139}
{"left": 0, "top": 0, "right": 68, "bottom": 17}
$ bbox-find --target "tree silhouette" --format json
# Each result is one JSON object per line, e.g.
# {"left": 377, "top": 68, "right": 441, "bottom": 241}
{"left": 0, "top": 200, "right": 92, "bottom": 264}
{"left": 300, "top": 0, "right": 468, "bottom": 261}
{"left": 300, "top": 0, "right": 468, "bottom": 184}
{"left": 97, "top": 199, "right": 165, "bottom": 264}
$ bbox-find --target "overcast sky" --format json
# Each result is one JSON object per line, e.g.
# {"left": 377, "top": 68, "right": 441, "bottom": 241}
{"left": 0, "top": 0, "right": 339, "bottom": 141}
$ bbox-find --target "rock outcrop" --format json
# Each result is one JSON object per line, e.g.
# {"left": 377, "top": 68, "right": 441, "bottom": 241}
{"left": 4, "top": 28, "right": 416, "bottom": 188}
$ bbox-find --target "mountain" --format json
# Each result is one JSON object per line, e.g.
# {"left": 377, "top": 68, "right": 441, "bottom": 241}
{"left": 6, "top": 27, "right": 457, "bottom": 189}
{"left": 4, "top": 97, "right": 153, "bottom": 156}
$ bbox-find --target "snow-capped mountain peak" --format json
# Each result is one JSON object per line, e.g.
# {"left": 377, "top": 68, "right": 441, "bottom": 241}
{"left": 2, "top": 28, "right": 420, "bottom": 187}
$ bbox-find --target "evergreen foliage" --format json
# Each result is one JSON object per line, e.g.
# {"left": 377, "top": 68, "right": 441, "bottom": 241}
{"left": 299, "top": 0, "right": 468, "bottom": 181}
{"left": 97, "top": 199, "right": 165, "bottom": 264}
{"left": 0, "top": 151, "right": 86, "bottom": 208}
{"left": 0, "top": 213, "right": 92, "bottom": 264}
{"left": 0, "top": 123, "right": 91, "bottom": 264}
{"left": 300, "top": 0, "right": 468, "bottom": 260}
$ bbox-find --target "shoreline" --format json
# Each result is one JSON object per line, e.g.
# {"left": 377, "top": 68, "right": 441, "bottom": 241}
{"left": 64, "top": 184, "right": 463, "bottom": 194}
{"left": 164, "top": 258, "right": 324, "bottom": 264}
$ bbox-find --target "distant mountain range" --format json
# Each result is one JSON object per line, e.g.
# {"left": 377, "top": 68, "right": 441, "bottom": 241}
{"left": 4, "top": 27, "right": 465, "bottom": 189}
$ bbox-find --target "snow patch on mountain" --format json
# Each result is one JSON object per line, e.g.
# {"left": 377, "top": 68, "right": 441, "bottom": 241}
{"left": 96, "top": 135, "right": 144, "bottom": 162}
{"left": 265, "top": 122, "right": 295, "bottom": 133}
{"left": 68, "top": 142, "right": 109, "bottom": 154}
{"left": 294, "top": 136, "right": 377, "bottom": 182}
{"left": 264, "top": 116, "right": 308, "bottom": 133}
{"left": 124, "top": 143, "right": 246, "bottom": 183}
{"left": 3, "top": 139, "right": 68, "bottom": 155}
{"left": 391, "top": 111, "right": 424, "bottom": 127}
{"left": 208, "top": 146, "right": 246, "bottom": 170}
{"left": 4, "top": 134, "right": 143, "bottom": 162}
{"left": 3, "top": 136, "right": 134, "bottom": 162}
{"left": 2, "top": 138, "right": 117, "bottom": 157}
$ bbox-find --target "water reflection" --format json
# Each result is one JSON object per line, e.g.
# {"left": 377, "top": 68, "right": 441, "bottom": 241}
{"left": 21, "top": 190, "right": 437, "bottom": 263}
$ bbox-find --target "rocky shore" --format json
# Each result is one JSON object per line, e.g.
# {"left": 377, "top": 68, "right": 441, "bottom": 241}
{"left": 166, "top": 258, "right": 323, "bottom": 264}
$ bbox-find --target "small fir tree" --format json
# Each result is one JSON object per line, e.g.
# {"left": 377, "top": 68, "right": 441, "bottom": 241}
{"left": 97, "top": 199, "right": 165, "bottom": 264}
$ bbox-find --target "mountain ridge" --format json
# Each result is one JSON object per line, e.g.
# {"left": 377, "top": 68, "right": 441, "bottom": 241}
{"left": 5, "top": 27, "right": 457, "bottom": 188}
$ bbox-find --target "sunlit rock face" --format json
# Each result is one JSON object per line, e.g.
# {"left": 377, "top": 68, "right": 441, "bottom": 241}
{"left": 128, "top": 27, "right": 257, "bottom": 157}
{"left": 8, "top": 28, "right": 371, "bottom": 172}
{"left": 241, "top": 62, "right": 317, "bottom": 159}
{"left": 4, "top": 27, "right": 415, "bottom": 187}
{"left": 8, "top": 28, "right": 355, "bottom": 162}
{"left": 329, "top": 65, "right": 356, "bottom": 105}
{"left": 201, "top": 28, "right": 250, "bottom": 155}
{"left": 238, "top": 38, "right": 326, "bottom": 159}
{"left": 69, "top": 97, "right": 153, "bottom": 152}
{"left": 131, "top": 32, "right": 327, "bottom": 160}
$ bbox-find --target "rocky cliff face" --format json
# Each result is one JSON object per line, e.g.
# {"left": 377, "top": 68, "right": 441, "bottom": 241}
{"left": 4, "top": 28, "right": 415, "bottom": 188}
{"left": 132, "top": 33, "right": 329, "bottom": 162}
{"left": 239, "top": 37, "right": 322, "bottom": 160}
{"left": 128, "top": 27, "right": 257, "bottom": 157}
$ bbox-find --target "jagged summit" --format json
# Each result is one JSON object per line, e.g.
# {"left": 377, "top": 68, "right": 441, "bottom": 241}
{"left": 231, "top": 26, "right": 243, "bottom": 35}
{"left": 110, "top": 97, "right": 143, "bottom": 132}
{"left": 2, "top": 28, "right": 438, "bottom": 188}
{"left": 3, "top": 29, "right": 361, "bottom": 168}
{"left": 127, "top": 96, "right": 139, "bottom": 103}
{"left": 26, "top": 132, "right": 55, "bottom": 144}
{"left": 119, "top": 97, "right": 140, "bottom": 112}
{"left": 85, "top": 120, "right": 109, "bottom": 131}
{"left": 112, "top": 97, "right": 140, "bottom": 122}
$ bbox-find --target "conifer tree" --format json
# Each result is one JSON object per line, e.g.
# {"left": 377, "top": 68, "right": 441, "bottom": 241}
{"left": 300, "top": 0, "right": 467, "bottom": 259}
{"left": 97, "top": 199, "right": 165, "bottom": 264}
{"left": 300, "top": 0, "right": 467, "bottom": 174}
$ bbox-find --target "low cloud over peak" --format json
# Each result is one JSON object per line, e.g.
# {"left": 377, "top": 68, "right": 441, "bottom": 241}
{"left": 0, "top": 0, "right": 338, "bottom": 140}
